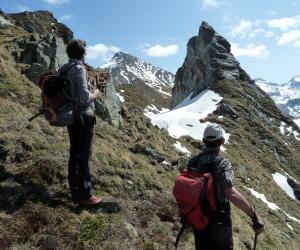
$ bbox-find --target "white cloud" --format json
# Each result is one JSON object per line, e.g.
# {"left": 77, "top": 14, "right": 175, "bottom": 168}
{"left": 143, "top": 44, "right": 178, "bottom": 57}
{"left": 267, "top": 15, "right": 300, "bottom": 31}
{"left": 18, "top": 5, "right": 31, "bottom": 12}
{"left": 265, "top": 31, "right": 275, "bottom": 38}
{"left": 59, "top": 14, "right": 73, "bottom": 22}
{"left": 277, "top": 29, "right": 300, "bottom": 46}
{"left": 293, "top": 40, "right": 300, "bottom": 48}
{"left": 249, "top": 28, "right": 265, "bottom": 38}
{"left": 231, "top": 43, "right": 269, "bottom": 58}
{"left": 231, "top": 19, "right": 253, "bottom": 38}
{"left": 86, "top": 43, "right": 121, "bottom": 61}
{"left": 201, "top": 0, "right": 225, "bottom": 8}
{"left": 43, "top": 0, "right": 69, "bottom": 5}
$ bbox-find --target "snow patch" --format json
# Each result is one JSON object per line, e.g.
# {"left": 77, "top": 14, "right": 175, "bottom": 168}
{"left": 244, "top": 186, "right": 300, "bottom": 224}
{"left": 100, "top": 60, "right": 118, "bottom": 69}
{"left": 174, "top": 141, "right": 191, "bottom": 155}
{"left": 272, "top": 172, "right": 298, "bottom": 201}
{"left": 144, "top": 104, "right": 169, "bottom": 117}
{"left": 287, "top": 223, "right": 294, "bottom": 230}
{"left": 244, "top": 187, "right": 279, "bottom": 210}
{"left": 0, "top": 16, "right": 13, "bottom": 26}
{"left": 145, "top": 90, "right": 230, "bottom": 145}
{"left": 116, "top": 93, "right": 125, "bottom": 102}
{"left": 294, "top": 119, "right": 300, "bottom": 128}
{"left": 279, "top": 122, "right": 300, "bottom": 140}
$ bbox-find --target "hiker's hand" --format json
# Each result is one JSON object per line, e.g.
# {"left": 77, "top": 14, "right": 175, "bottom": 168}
{"left": 252, "top": 213, "right": 264, "bottom": 235}
{"left": 92, "top": 89, "right": 101, "bottom": 100}
{"left": 45, "top": 108, "right": 57, "bottom": 124}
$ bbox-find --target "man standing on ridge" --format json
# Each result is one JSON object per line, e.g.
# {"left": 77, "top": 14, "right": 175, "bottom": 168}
{"left": 187, "top": 123, "right": 264, "bottom": 250}
{"left": 60, "top": 39, "right": 102, "bottom": 206}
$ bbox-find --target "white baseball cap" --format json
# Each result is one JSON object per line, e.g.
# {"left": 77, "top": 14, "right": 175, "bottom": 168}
{"left": 203, "top": 123, "right": 225, "bottom": 141}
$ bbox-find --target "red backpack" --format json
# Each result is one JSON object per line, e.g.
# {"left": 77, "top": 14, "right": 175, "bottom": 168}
{"left": 28, "top": 63, "right": 78, "bottom": 126}
{"left": 173, "top": 156, "right": 223, "bottom": 248}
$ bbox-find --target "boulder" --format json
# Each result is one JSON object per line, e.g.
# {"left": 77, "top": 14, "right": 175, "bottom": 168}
{"left": 26, "top": 63, "right": 48, "bottom": 84}
{"left": 94, "top": 73, "right": 123, "bottom": 128}
{"left": 130, "top": 143, "right": 165, "bottom": 163}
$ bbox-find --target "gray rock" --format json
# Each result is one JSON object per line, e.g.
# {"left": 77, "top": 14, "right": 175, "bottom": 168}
{"left": 217, "top": 102, "right": 238, "bottom": 119}
{"left": 94, "top": 76, "right": 123, "bottom": 128}
{"left": 130, "top": 143, "right": 165, "bottom": 163}
{"left": 26, "top": 63, "right": 48, "bottom": 84}
{"left": 10, "top": 34, "right": 68, "bottom": 80}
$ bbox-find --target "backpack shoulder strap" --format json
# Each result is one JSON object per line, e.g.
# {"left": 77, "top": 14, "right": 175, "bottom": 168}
{"left": 59, "top": 62, "right": 79, "bottom": 77}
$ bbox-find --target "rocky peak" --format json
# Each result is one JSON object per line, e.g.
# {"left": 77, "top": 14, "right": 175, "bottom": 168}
{"left": 256, "top": 76, "right": 300, "bottom": 123}
{"left": 289, "top": 76, "right": 300, "bottom": 89}
{"left": 8, "top": 11, "right": 73, "bottom": 43}
{"left": 171, "top": 21, "right": 252, "bottom": 108}
{"left": 101, "top": 52, "right": 174, "bottom": 93}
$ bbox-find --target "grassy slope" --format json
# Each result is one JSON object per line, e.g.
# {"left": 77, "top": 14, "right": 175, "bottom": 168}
{"left": 0, "top": 22, "right": 299, "bottom": 250}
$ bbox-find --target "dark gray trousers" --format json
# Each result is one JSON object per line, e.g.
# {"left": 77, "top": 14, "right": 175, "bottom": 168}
{"left": 193, "top": 209, "right": 233, "bottom": 250}
{"left": 67, "top": 114, "right": 95, "bottom": 200}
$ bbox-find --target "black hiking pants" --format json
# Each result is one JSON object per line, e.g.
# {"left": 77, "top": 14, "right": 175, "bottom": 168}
{"left": 67, "top": 114, "right": 95, "bottom": 200}
{"left": 193, "top": 210, "right": 233, "bottom": 250}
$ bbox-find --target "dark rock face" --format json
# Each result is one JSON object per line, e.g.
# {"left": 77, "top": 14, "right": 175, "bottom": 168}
{"left": 8, "top": 11, "right": 73, "bottom": 43}
{"left": 287, "top": 178, "right": 300, "bottom": 202}
{"left": 171, "top": 21, "right": 252, "bottom": 108}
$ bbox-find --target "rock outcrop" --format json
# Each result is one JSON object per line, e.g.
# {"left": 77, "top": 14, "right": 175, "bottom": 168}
{"left": 87, "top": 68, "right": 123, "bottom": 128}
{"left": 6, "top": 11, "right": 73, "bottom": 83}
{"left": 8, "top": 11, "right": 73, "bottom": 42}
{"left": 171, "top": 21, "right": 252, "bottom": 108}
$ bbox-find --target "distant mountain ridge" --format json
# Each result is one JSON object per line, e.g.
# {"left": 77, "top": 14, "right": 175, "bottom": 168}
{"left": 255, "top": 77, "right": 300, "bottom": 126}
{"left": 101, "top": 52, "right": 174, "bottom": 96}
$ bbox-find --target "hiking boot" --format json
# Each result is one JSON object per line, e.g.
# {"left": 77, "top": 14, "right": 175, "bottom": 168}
{"left": 80, "top": 196, "right": 102, "bottom": 206}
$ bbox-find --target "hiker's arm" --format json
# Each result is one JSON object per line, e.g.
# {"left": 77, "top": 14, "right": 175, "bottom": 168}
{"left": 75, "top": 67, "right": 98, "bottom": 103}
{"left": 225, "top": 187, "right": 264, "bottom": 235}
{"left": 225, "top": 187, "right": 254, "bottom": 217}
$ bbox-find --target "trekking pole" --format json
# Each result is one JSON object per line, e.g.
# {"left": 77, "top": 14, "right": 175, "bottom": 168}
{"left": 253, "top": 233, "right": 258, "bottom": 250}
{"left": 28, "top": 109, "right": 43, "bottom": 122}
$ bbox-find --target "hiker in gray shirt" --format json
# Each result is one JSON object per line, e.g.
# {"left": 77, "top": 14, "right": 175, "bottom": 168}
{"left": 60, "top": 40, "right": 101, "bottom": 206}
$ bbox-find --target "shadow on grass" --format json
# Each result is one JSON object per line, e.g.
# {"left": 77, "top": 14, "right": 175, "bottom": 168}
{"left": 0, "top": 165, "right": 121, "bottom": 215}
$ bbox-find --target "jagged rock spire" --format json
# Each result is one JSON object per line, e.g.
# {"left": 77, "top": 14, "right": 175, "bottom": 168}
{"left": 171, "top": 21, "right": 252, "bottom": 108}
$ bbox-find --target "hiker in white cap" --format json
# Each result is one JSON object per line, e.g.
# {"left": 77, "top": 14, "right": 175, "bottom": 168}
{"left": 186, "top": 123, "right": 264, "bottom": 250}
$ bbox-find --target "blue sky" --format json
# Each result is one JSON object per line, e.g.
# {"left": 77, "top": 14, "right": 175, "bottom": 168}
{"left": 1, "top": 0, "right": 300, "bottom": 83}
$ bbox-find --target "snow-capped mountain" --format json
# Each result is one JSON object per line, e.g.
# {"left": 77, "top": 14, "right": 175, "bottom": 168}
{"left": 100, "top": 52, "right": 174, "bottom": 96}
{"left": 256, "top": 77, "right": 300, "bottom": 127}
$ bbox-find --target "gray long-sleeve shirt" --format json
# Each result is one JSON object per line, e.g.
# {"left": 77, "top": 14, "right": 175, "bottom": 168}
{"left": 60, "top": 59, "right": 95, "bottom": 117}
